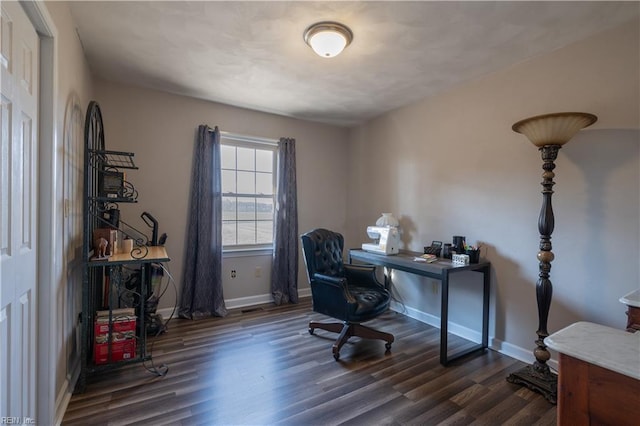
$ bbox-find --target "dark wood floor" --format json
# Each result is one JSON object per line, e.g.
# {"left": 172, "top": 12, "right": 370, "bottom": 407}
{"left": 63, "top": 298, "right": 557, "bottom": 425}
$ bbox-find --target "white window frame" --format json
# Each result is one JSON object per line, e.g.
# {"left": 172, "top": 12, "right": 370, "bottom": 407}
{"left": 220, "top": 132, "right": 278, "bottom": 253}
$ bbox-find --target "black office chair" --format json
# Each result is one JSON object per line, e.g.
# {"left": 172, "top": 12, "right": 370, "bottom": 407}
{"left": 301, "top": 228, "right": 394, "bottom": 360}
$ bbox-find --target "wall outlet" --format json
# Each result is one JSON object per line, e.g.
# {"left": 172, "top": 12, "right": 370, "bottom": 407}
{"left": 255, "top": 267, "right": 262, "bottom": 278}
{"left": 231, "top": 269, "right": 237, "bottom": 278}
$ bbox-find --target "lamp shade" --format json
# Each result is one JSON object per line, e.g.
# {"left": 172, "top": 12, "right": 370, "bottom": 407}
{"left": 512, "top": 112, "right": 597, "bottom": 147}
{"left": 304, "top": 22, "right": 353, "bottom": 58}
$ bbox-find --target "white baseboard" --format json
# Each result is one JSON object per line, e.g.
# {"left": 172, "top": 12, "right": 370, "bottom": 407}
{"left": 297, "top": 287, "right": 312, "bottom": 299}
{"left": 490, "top": 336, "right": 559, "bottom": 372}
{"left": 54, "top": 380, "right": 72, "bottom": 426}
{"left": 156, "top": 287, "right": 313, "bottom": 317}
{"left": 391, "top": 300, "right": 559, "bottom": 371}
{"left": 226, "top": 294, "right": 274, "bottom": 310}
{"left": 391, "top": 301, "right": 482, "bottom": 344}
{"left": 156, "top": 306, "right": 179, "bottom": 319}
{"left": 55, "top": 359, "right": 80, "bottom": 425}
{"left": 223, "top": 288, "right": 312, "bottom": 310}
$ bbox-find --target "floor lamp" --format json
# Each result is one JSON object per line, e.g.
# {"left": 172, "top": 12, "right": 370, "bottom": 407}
{"left": 506, "top": 112, "right": 597, "bottom": 404}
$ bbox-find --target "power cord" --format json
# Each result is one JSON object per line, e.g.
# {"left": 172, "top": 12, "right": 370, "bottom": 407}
{"left": 384, "top": 266, "right": 408, "bottom": 315}
{"left": 141, "top": 261, "right": 178, "bottom": 377}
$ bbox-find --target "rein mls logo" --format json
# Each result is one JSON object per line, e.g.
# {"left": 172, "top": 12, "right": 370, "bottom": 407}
{"left": 0, "top": 418, "right": 35, "bottom": 425}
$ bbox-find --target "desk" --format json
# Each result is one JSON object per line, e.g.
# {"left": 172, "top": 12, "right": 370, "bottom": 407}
{"left": 349, "top": 249, "right": 490, "bottom": 365}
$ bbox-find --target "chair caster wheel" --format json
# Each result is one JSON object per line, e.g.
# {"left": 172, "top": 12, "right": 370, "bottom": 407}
{"left": 309, "top": 328, "right": 314, "bottom": 335}
{"left": 385, "top": 342, "right": 392, "bottom": 351}
{"left": 333, "top": 352, "right": 340, "bottom": 361}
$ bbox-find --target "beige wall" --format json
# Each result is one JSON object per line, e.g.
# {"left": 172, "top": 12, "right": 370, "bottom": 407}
{"left": 39, "top": 1, "right": 94, "bottom": 422}
{"left": 93, "top": 79, "right": 350, "bottom": 309}
{"left": 346, "top": 20, "right": 640, "bottom": 362}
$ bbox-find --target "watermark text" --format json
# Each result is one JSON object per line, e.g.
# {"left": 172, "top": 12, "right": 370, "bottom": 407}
{"left": 0, "top": 417, "right": 36, "bottom": 425}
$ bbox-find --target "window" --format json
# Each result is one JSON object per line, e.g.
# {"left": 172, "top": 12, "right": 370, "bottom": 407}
{"left": 221, "top": 134, "right": 277, "bottom": 250}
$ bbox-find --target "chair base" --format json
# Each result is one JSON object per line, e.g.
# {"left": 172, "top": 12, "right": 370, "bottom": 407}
{"left": 309, "top": 320, "right": 394, "bottom": 360}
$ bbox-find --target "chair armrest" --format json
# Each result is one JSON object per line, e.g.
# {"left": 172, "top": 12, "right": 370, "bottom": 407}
{"left": 312, "top": 273, "right": 356, "bottom": 304}
{"left": 313, "top": 273, "right": 346, "bottom": 286}
{"left": 344, "top": 264, "right": 384, "bottom": 289}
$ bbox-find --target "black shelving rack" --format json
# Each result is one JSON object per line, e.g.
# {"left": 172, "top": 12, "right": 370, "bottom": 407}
{"left": 77, "top": 101, "right": 169, "bottom": 393}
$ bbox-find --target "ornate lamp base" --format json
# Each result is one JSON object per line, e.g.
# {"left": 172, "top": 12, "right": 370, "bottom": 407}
{"left": 507, "top": 362, "right": 557, "bottom": 404}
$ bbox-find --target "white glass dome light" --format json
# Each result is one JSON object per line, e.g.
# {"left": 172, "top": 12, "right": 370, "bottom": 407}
{"left": 304, "top": 22, "right": 353, "bottom": 58}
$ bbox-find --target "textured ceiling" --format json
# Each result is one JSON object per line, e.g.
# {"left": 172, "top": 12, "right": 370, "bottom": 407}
{"left": 69, "top": 1, "right": 639, "bottom": 127}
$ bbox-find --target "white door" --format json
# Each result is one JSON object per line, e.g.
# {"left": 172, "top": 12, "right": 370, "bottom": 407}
{"left": 0, "top": 1, "right": 39, "bottom": 418}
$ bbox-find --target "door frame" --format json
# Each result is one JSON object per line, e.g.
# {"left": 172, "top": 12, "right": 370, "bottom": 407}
{"left": 19, "top": 0, "right": 57, "bottom": 423}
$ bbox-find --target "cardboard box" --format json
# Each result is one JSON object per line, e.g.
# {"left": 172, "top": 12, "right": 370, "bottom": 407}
{"left": 94, "top": 316, "right": 137, "bottom": 336}
{"left": 93, "top": 313, "right": 137, "bottom": 364}
{"left": 96, "top": 307, "right": 135, "bottom": 317}
{"left": 94, "top": 339, "right": 137, "bottom": 365}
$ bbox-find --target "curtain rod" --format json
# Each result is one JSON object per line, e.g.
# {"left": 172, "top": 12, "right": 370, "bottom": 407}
{"left": 209, "top": 129, "right": 279, "bottom": 146}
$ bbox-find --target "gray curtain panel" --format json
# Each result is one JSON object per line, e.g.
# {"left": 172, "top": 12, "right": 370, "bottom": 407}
{"left": 271, "top": 137, "right": 299, "bottom": 305}
{"left": 179, "top": 125, "right": 227, "bottom": 319}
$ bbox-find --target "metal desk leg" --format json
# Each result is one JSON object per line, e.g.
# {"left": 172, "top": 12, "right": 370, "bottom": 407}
{"left": 482, "top": 265, "right": 490, "bottom": 350}
{"left": 440, "top": 271, "right": 450, "bottom": 365}
{"left": 383, "top": 266, "right": 392, "bottom": 290}
{"left": 441, "top": 266, "right": 490, "bottom": 365}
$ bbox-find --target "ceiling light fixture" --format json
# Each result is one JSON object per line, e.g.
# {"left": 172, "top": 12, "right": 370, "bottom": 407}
{"left": 303, "top": 21, "right": 353, "bottom": 58}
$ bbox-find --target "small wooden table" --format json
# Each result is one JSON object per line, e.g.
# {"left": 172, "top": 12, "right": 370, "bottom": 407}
{"left": 348, "top": 249, "right": 490, "bottom": 365}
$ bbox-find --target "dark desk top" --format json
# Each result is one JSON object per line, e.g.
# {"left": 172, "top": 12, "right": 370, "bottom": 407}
{"left": 349, "top": 249, "right": 490, "bottom": 280}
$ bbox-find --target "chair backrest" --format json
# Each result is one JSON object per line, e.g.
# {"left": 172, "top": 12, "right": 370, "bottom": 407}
{"left": 300, "top": 229, "right": 345, "bottom": 281}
